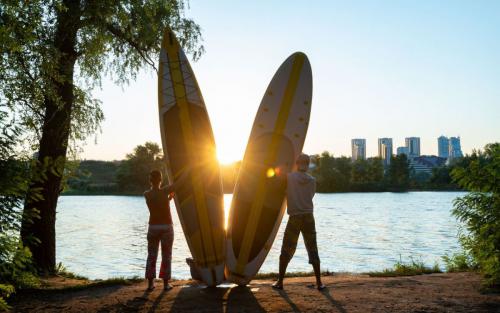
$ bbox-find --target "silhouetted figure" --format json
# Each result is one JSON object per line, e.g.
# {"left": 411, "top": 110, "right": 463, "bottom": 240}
{"left": 272, "top": 154, "right": 325, "bottom": 290}
{"left": 143, "top": 170, "right": 184, "bottom": 291}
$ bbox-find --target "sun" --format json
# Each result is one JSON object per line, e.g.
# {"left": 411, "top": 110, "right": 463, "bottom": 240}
{"left": 216, "top": 145, "right": 242, "bottom": 165}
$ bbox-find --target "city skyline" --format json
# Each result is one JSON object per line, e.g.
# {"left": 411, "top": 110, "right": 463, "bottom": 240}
{"left": 353, "top": 135, "right": 463, "bottom": 160}
{"left": 80, "top": 1, "right": 500, "bottom": 162}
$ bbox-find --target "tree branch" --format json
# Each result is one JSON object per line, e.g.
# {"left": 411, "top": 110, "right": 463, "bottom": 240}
{"left": 104, "top": 22, "right": 158, "bottom": 73}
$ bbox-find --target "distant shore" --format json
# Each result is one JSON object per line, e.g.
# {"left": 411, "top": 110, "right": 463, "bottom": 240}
{"left": 10, "top": 272, "right": 499, "bottom": 312}
{"left": 61, "top": 189, "right": 463, "bottom": 196}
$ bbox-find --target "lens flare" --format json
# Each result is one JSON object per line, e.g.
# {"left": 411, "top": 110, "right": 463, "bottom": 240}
{"left": 266, "top": 167, "right": 276, "bottom": 178}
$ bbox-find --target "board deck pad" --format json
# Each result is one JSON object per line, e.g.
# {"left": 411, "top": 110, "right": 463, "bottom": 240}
{"left": 226, "top": 52, "right": 313, "bottom": 285}
{"left": 158, "top": 28, "right": 224, "bottom": 286}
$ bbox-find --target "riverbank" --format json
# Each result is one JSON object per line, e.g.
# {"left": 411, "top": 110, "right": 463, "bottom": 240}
{"left": 10, "top": 272, "right": 499, "bottom": 312}
{"left": 62, "top": 188, "right": 463, "bottom": 196}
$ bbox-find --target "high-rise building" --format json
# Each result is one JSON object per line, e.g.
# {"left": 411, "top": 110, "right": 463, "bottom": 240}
{"left": 405, "top": 137, "right": 420, "bottom": 157}
{"left": 438, "top": 136, "right": 449, "bottom": 158}
{"left": 378, "top": 138, "right": 393, "bottom": 166}
{"left": 449, "top": 137, "right": 463, "bottom": 159}
{"left": 351, "top": 139, "right": 366, "bottom": 161}
{"left": 397, "top": 146, "right": 409, "bottom": 156}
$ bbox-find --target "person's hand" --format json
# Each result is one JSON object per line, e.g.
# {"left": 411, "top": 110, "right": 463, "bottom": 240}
{"left": 168, "top": 192, "right": 174, "bottom": 200}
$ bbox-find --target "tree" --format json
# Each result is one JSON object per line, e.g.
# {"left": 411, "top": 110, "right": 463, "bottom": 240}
{"left": 1, "top": 1, "right": 203, "bottom": 272}
{"left": 386, "top": 154, "right": 410, "bottom": 191}
{"left": 425, "top": 165, "right": 458, "bottom": 190}
{"left": 0, "top": 107, "right": 40, "bottom": 309}
{"left": 312, "top": 152, "right": 351, "bottom": 192}
{"left": 116, "top": 142, "right": 165, "bottom": 193}
{"left": 451, "top": 143, "right": 500, "bottom": 287}
{"left": 350, "top": 157, "right": 385, "bottom": 191}
{"left": 351, "top": 159, "right": 369, "bottom": 183}
{"left": 366, "top": 157, "right": 384, "bottom": 183}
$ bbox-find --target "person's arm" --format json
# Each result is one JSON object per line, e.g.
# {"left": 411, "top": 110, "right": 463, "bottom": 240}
{"left": 144, "top": 191, "right": 152, "bottom": 212}
{"left": 161, "top": 167, "right": 191, "bottom": 195}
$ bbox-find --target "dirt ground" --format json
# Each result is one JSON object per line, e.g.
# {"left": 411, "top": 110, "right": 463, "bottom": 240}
{"left": 10, "top": 272, "right": 500, "bottom": 312}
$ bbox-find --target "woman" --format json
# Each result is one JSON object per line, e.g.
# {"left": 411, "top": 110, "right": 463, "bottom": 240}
{"left": 143, "top": 169, "right": 185, "bottom": 291}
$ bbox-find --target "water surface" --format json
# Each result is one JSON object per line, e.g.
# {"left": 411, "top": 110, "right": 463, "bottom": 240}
{"left": 56, "top": 192, "right": 464, "bottom": 279}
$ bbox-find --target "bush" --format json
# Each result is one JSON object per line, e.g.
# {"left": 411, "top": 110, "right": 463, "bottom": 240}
{"left": 0, "top": 108, "right": 40, "bottom": 309}
{"left": 451, "top": 143, "right": 500, "bottom": 287}
{"left": 0, "top": 284, "right": 14, "bottom": 311}
{"left": 442, "top": 252, "right": 477, "bottom": 273}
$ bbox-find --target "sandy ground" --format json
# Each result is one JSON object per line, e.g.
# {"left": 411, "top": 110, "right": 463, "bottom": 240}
{"left": 10, "top": 272, "right": 500, "bottom": 312}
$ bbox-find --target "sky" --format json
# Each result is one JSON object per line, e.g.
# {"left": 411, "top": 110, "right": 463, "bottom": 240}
{"left": 82, "top": 0, "right": 500, "bottom": 163}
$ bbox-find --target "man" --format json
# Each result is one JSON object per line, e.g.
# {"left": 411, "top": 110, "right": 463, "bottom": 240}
{"left": 273, "top": 154, "right": 325, "bottom": 290}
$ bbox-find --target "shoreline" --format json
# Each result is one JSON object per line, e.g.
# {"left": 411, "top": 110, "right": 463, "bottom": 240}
{"left": 61, "top": 189, "right": 465, "bottom": 196}
{"left": 10, "top": 272, "right": 500, "bottom": 312}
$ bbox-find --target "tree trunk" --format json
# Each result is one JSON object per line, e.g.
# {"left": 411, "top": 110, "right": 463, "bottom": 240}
{"left": 21, "top": 0, "right": 80, "bottom": 273}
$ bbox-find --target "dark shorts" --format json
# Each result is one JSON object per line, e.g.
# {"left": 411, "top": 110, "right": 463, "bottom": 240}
{"left": 280, "top": 213, "right": 320, "bottom": 265}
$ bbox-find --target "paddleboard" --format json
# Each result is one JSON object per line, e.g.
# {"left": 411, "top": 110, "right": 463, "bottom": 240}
{"left": 225, "top": 52, "right": 313, "bottom": 285}
{"left": 158, "top": 28, "right": 225, "bottom": 286}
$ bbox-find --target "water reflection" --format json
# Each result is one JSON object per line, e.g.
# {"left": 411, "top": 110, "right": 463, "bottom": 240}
{"left": 56, "top": 192, "right": 464, "bottom": 279}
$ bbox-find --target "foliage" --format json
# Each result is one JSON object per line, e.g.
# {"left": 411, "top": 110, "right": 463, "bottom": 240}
{"left": 54, "top": 262, "right": 88, "bottom": 280}
{"left": 66, "top": 160, "right": 120, "bottom": 193}
{"left": 1, "top": 0, "right": 204, "bottom": 271}
{"left": 64, "top": 155, "right": 239, "bottom": 195}
{"left": 0, "top": 284, "right": 14, "bottom": 311}
{"left": 442, "top": 252, "right": 477, "bottom": 273}
{"left": 116, "top": 142, "right": 166, "bottom": 193}
{"left": 313, "top": 152, "right": 389, "bottom": 192}
{"left": 312, "top": 152, "right": 352, "bottom": 192}
{"left": 367, "top": 257, "right": 442, "bottom": 277}
{"left": 65, "top": 149, "right": 468, "bottom": 194}
{"left": 429, "top": 166, "right": 454, "bottom": 189}
{"left": 451, "top": 143, "right": 500, "bottom": 287}
{"left": 0, "top": 107, "right": 40, "bottom": 310}
{"left": 386, "top": 154, "right": 410, "bottom": 191}
{"left": 0, "top": 0, "right": 203, "bottom": 153}
{"left": 350, "top": 157, "right": 384, "bottom": 192}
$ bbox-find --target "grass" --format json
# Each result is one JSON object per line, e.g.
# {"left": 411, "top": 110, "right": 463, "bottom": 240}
{"left": 442, "top": 252, "right": 477, "bottom": 273}
{"left": 33, "top": 276, "right": 144, "bottom": 293}
{"left": 54, "top": 262, "right": 88, "bottom": 280}
{"left": 367, "top": 258, "right": 442, "bottom": 277}
{"left": 31, "top": 263, "right": 143, "bottom": 292}
{"left": 56, "top": 277, "right": 143, "bottom": 292}
{"left": 27, "top": 255, "right": 464, "bottom": 293}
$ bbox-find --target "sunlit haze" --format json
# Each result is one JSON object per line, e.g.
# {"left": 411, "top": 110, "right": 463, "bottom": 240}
{"left": 82, "top": 1, "right": 500, "bottom": 162}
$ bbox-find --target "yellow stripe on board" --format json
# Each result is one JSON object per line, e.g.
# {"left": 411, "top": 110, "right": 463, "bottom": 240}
{"left": 164, "top": 34, "right": 218, "bottom": 267}
{"left": 235, "top": 53, "right": 305, "bottom": 275}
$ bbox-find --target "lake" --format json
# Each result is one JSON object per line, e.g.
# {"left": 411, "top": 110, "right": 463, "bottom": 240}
{"left": 56, "top": 192, "right": 464, "bottom": 280}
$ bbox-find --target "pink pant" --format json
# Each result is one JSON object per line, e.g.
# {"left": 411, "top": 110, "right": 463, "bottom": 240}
{"left": 145, "top": 225, "right": 173, "bottom": 279}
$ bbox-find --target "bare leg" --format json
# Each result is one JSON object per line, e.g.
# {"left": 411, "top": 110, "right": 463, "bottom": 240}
{"left": 160, "top": 227, "right": 174, "bottom": 290}
{"left": 312, "top": 261, "right": 324, "bottom": 289}
{"left": 274, "top": 217, "right": 299, "bottom": 289}
{"left": 163, "top": 278, "right": 172, "bottom": 290}
{"left": 145, "top": 228, "right": 161, "bottom": 291}
{"left": 273, "top": 256, "right": 289, "bottom": 288}
{"left": 302, "top": 214, "right": 325, "bottom": 290}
